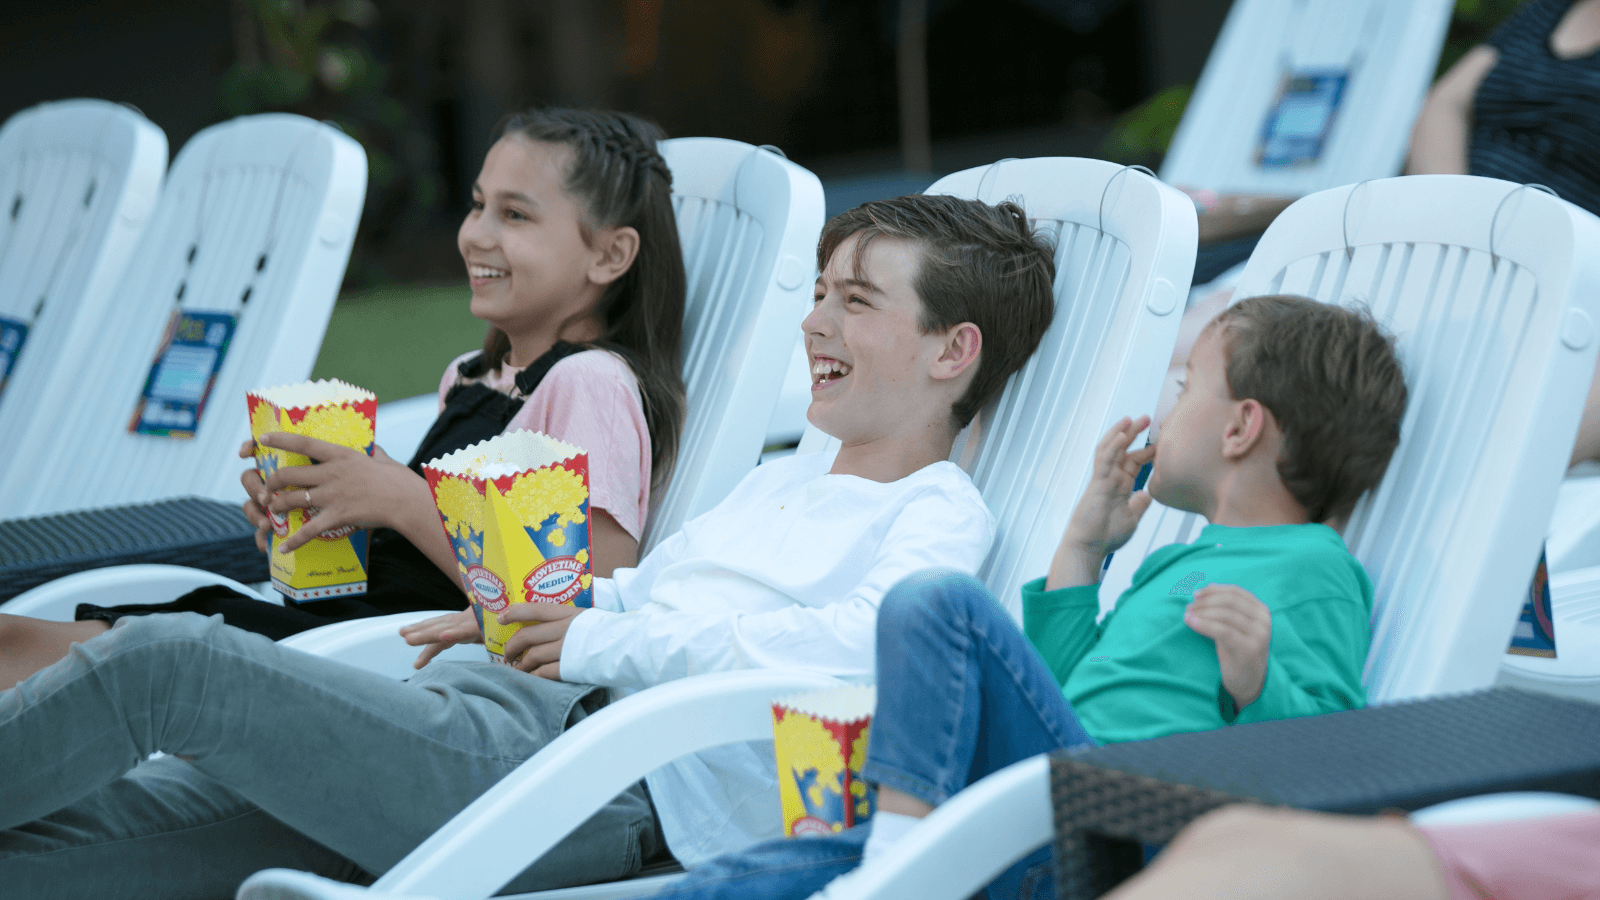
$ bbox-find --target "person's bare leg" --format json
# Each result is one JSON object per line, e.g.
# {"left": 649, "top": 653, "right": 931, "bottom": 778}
{"left": 875, "top": 785, "right": 934, "bottom": 818}
{"left": 1104, "top": 805, "right": 1450, "bottom": 900}
{"left": 0, "top": 614, "right": 110, "bottom": 690}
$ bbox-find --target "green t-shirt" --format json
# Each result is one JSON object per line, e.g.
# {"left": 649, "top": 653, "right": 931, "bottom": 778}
{"left": 1022, "top": 522, "right": 1372, "bottom": 744}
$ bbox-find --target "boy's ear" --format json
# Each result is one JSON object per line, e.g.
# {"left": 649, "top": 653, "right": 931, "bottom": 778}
{"left": 1221, "top": 398, "right": 1271, "bottom": 460}
{"left": 931, "top": 322, "right": 982, "bottom": 382}
{"left": 587, "top": 225, "right": 641, "bottom": 287}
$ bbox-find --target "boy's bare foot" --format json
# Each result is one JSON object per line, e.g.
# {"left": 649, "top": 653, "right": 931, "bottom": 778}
{"left": 0, "top": 615, "right": 111, "bottom": 690}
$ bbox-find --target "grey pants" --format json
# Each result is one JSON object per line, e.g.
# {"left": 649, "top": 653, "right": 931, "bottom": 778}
{"left": 0, "top": 612, "right": 662, "bottom": 899}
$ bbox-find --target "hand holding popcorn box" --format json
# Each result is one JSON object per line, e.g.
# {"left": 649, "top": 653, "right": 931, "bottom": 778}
{"left": 772, "top": 685, "right": 877, "bottom": 837}
{"left": 247, "top": 379, "right": 377, "bottom": 600}
{"left": 422, "top": 430, "right": 593, "bottom": 663}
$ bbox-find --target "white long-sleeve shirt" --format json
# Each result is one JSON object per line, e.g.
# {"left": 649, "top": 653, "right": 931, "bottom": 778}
{"left": 560, "top": 448, "right": 994, "bottom": 866}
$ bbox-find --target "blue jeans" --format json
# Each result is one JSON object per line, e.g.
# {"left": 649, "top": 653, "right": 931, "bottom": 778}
{"left": 656, "top": 570, "right": 1096, "bottom": 900}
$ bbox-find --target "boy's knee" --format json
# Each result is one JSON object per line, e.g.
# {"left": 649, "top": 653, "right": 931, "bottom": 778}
{"left": 878, "top": 570, "right": 992, "bottom": 632}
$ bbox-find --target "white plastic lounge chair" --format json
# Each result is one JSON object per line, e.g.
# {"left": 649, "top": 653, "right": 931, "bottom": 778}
{"left": 0, "top": 113, "right": 366, "bottom": 516}
{"left": 0, "top": 99, "right": 166, "bottom": 475}
{"left": 1498, "top": 563, "right": 1600, "bottom": 702}
{"left": 1161, "top": 0, "right": 1454, "bottom": 197}
{"left": 369, "top": 137, "right": 823, "bottom": 557}
{"left": 238, "top": 156, "right": 1198, "bottom": 900}
{"left": 1105, "top": 175, "right": 1600, "bottom": 705}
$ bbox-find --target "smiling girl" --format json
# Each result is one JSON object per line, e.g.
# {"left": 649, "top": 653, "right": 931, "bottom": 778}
{"left": 0, "top": 108, "right": 686, "bottom": 684}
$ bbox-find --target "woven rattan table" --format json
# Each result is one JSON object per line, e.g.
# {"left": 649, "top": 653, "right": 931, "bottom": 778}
{"left": 0, "top": 496, "right": 265, "bottom": 601}
{"left": 1049, "top": 686, "right": 1600, "bottom": 898}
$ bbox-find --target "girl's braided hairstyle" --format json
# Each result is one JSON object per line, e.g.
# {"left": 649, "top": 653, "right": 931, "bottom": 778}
{"left": 480, "top": 108, "right": 687, "bottom": 492}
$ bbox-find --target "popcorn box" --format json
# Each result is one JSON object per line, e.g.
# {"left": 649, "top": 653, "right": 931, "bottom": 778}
{"left": 422, "top": 430, "right": 593, "bottom": 663}
{"left": 247, "top": 379, "right": 377, "bottom": 601}
{"left": 772, "top": 685, "right": 877, "bottom": 837}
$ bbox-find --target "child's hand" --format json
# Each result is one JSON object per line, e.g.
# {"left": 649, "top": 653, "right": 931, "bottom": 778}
{"left": 237, "top": 440, "right": 272, "bottom": 553}
{"left": 401, "top": 609, "right": 484, "bottom": 669}
{"left": 1047, "top": 416, "right": 1157, "bottom": 589}
{"left": 252, "top": 432, "right": 422, "bottom": 553}
{"left": 1185, "top": 584, "right": 1272, "bottom": 711}
{"left": 498, "top": 603, "right": 586, "bottom": 680}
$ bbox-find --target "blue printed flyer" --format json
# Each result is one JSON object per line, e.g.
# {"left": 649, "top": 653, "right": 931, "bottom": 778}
{"left": 0, "top": 316, "right": 27, "bottom": 402}
{"left": 130, "top": 309, "right": 237, "bottom": 439}
{"left": 1257, "top": 70, "right": 1348, "bottom": 168}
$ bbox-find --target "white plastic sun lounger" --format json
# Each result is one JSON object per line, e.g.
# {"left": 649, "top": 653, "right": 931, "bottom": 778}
{"left": 1161, "top": 0, "right": 1453, "bottom": 197}
{"left": 0, "top": 100, "right": 166, "bottom": 476}
{"left": 0, "top": 113, "right": 366, "bottom": 516}
{"left": 368, "top": 137, "right": 823, "bottom": 555}
{"left": 235, "top": 156, "right": 1198, "bottom": 900}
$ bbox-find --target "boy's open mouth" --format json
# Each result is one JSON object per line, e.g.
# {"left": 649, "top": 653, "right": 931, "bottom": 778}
{"left": 468, "top": 265, "right": 508, "bottom": 280}
{"left": 811, "top": 355, "right": 852, "bottom": 390}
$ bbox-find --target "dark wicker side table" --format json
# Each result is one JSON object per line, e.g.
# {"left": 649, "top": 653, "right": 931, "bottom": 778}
{"left": 0, "top": 497, "right": 266, "bottom": 601}
{"left": 1049, "top": 687, "right": 1600, "bottom": 898}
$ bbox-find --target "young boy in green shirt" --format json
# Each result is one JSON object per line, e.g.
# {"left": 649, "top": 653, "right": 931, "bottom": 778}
{"left": 647, "top": 293, "right": 1409, "bottom": 900}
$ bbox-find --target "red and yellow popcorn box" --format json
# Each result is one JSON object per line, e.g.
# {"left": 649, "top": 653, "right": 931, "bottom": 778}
{"left": 246, "top": 379, "right": 377, "bottom": 601}
{"left": 422, "top": 430, "right": 593, "bottom": 664}
{"left": 772, "top": 685, "right": 877, "bottom": 837}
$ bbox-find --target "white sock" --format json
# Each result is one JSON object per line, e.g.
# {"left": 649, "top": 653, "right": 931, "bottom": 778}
{"left": 861, "top": 810, "right": 922, "bottom": 861}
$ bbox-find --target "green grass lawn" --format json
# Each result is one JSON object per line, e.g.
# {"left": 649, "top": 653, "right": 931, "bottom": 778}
{"left": 309, "top": 283, "right": 487, "bottom": 402}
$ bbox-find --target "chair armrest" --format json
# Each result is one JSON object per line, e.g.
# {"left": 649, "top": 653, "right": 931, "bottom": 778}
{"left": 373, "top": 668, "right": 843, "bottom": 899}
{"left": 0, "top": 563, "right": 274, "bottom": 621}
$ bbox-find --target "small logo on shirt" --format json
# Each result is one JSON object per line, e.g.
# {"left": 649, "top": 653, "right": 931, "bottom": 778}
{"left": 1088, "top": 656, "right": 1110, "bottom": 662}
{"left": 1169, "top": 571, "right": 1206, "bottom": 596}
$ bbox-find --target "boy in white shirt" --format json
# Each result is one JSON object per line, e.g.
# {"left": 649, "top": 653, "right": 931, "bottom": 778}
{"left": 0, "top": 194, "right": 1057, "bottom": 897}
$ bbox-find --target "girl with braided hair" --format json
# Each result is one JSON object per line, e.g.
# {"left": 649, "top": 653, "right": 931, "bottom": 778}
{"left": 0, "top": 108, "right": 688, "bottom": 681}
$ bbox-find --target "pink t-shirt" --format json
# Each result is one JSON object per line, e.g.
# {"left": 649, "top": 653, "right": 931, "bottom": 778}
{"left": 438, "top": 349, "right": 652, "bottom": 541}
{"left": 1418, "top": 810, "right": 1600, "bottom": 900}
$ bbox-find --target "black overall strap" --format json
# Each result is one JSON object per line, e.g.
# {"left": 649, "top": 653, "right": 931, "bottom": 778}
{"left": 405, "top": 340, "right": 588, "bottom": 474}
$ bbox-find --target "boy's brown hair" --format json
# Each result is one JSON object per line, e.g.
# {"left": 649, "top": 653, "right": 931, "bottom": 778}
{"left": 1213, "top": 294, "right": 1408, "bottom": 524}
{"left": 817, "top": 194, "right": 1057, "bottom": 430}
